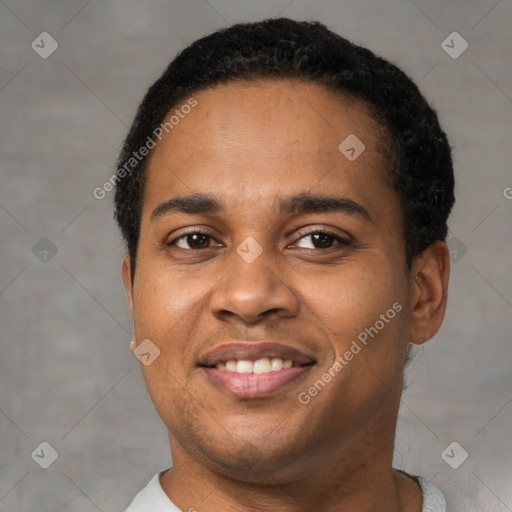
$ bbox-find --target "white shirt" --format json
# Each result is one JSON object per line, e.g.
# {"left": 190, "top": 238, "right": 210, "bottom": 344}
{"left": 125, "top": 469, "right": 447, "bottom": 512}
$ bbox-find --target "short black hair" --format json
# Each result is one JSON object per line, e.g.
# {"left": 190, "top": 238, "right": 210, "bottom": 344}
{"left": 114, "top": 17, "right": 454, "bottom": 280}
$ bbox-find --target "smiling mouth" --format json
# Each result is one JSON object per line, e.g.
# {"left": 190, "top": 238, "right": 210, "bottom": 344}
{"left": 197, "top": 341, "right": 317, "bottom": 398}
{"left": 200, "top": 358, "right": 316, "bottom": 399}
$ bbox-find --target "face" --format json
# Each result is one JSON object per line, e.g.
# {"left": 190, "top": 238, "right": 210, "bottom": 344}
{"left": 122, "top": 79, "right": 446, "bottom": 483}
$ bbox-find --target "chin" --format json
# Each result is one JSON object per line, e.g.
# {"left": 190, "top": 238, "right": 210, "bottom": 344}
{"left": 195, "top": 436, "right": 304, "bottom": 482}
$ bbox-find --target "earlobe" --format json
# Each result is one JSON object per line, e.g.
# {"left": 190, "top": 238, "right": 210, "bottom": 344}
{"left": 408, "top": 241, "right": 450, "bottom": 345}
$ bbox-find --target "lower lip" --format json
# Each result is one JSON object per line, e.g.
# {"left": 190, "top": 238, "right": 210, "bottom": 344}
{"left": 201, "top": 366, "right": 314, "bottom": 399}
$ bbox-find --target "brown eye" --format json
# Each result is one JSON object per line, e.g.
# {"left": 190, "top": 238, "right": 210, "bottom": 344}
{"left": 294, "top": 230, "right": 351, "bottom": 250}
{"left": 168, "top": 232, "right": 216, "bottom": 250}
{"left": 310, "top": 232, "right": 335, "bottom": 249}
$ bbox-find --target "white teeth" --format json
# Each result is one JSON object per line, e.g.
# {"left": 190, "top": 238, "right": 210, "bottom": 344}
{"left": 236, "top": 360, "right": 253, "bottom": 373}
{"left": 271, "top": 358, "right": 283, "bottom": 371}
{"left": 225, "top": 360, "right": 237, "bottom": 372}
{"left": 253, "top": 357, "right": 271, "bottom": 374}
{"left": 215, "top": 358, "right": 294, "bottom": 373}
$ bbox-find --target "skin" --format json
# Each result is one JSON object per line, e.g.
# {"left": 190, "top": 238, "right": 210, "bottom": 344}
{"left": 122, "top": 79, "right": 450, "bottom": 512}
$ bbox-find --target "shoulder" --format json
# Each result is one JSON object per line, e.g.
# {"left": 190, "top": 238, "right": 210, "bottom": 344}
{"left": 125, "top": 469, "right": 181, "bottom": 512}
{"left": 418, "top": 476, "right": 447, "bottom": 512}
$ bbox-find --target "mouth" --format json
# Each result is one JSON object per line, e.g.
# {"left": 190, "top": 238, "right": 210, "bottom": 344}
{"left": 198, "top": 342, "right": 316, "bottom": 399}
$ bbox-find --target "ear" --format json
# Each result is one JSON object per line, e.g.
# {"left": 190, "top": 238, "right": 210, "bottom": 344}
{"left": 121, "top": 254, "right": 134, "bottom": 313}
{"left": 122, "top": 255, "right": 137, "bottom": 350}
{"left": 408, "top": 241, "right": 450, "bottom": 345}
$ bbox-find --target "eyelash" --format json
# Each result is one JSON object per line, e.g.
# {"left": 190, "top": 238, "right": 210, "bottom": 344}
{"left": 167, "top": 228, "right": 352, "bottom": 250}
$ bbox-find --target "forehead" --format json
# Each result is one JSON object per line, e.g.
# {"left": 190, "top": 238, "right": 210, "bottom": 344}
{"left": 143, "top": 78, "right": 393, "bottom": 214}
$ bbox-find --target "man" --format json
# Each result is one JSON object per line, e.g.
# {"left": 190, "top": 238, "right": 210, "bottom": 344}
{"left": 117, "top": 18, "right": 453, "bottom": 511}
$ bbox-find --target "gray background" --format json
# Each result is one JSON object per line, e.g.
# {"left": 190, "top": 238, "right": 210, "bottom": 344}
{"left": 0, "top": 1, "right": 511, "bottom": 511}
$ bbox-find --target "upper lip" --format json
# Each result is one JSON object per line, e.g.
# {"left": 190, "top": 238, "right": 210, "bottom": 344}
{"left": 198, "top": 341, "right": 316, "bottom": 367}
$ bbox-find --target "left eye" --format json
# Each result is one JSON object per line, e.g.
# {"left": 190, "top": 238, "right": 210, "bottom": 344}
{"left": 293, "top": 231, "right": 351, "bottom": 250}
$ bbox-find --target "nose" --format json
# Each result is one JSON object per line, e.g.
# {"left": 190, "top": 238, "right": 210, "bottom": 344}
{"left": 209, "top": 246, "right": 299, "bottom": 326}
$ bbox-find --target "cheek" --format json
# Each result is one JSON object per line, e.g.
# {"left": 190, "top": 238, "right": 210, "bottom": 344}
{"left": 319, "top": 263, "right": 402, "bottom": 342}
{"left": 131, "top": 269, "right": 195, "bottom": 397}
{"left": 312, "top": 267, "right": 407, "bottom": 422}
{"left": 131, "top": 262, "right": 219, "bottom": 382}
{"left": 317, "top": 261, "right": 409, "bottom": 406}
{"left": 132, "top": 270, "right": 200, "bottom": 426}
{"left": 132, "top": 263, "right": 198, "bottom": 335}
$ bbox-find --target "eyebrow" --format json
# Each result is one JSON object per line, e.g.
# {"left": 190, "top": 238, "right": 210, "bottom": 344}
{"left": 150, "top": 192, "right": 371, "bottom": 222}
